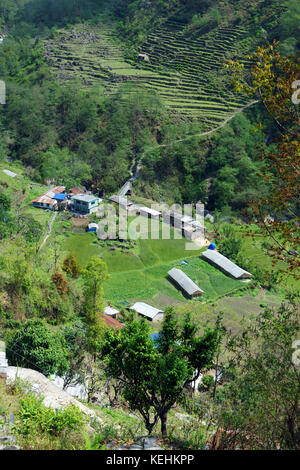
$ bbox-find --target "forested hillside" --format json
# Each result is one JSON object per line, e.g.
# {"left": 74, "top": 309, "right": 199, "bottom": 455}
{"left": 0, "top": 0, "right": 298, "bottom": 209}
{"left": 0, "top": 0, "right": 299, "bottom": 451}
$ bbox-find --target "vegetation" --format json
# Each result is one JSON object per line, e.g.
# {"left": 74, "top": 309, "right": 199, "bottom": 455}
{"left": 0, "top": 0, "right": 299, "bottom": 451}
{"left": 101, "top": 308, "right": 220, "bottom": 436}
{"left": 209, "top": 297, "right": 300, "bottom": 450}
{"left": 6, "top": 318, "right": 70, "bottom": 376}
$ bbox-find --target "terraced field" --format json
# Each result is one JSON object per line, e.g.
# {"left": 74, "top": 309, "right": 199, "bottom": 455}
{"left": 44, "top": 19, "right": 251, "bottom": 129}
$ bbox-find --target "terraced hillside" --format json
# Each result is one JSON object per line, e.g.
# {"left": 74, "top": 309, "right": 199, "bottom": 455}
{"left": 44, "top": 19, "right": 251, "bottom": 129}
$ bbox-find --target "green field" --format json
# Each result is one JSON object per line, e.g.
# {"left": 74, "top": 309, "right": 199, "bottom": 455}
{"left": 62, "top": 227, "right": 245, "bottom": 308}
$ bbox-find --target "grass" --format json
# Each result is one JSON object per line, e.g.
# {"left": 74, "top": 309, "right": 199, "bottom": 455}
{"left": 61, "top": 221, "right": 245, "bottom": 307}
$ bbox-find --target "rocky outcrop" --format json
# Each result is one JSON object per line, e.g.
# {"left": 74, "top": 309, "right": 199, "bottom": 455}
{"left": 115, "top": 436, "right": 163, "bottom": 451}
{"left": 0, "top": 413, "right": 20, "bottom": 450}
{"left": 7, "top": 367, "right": 103, "bottom": 425}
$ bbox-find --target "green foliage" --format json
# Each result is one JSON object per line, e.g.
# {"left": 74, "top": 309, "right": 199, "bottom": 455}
{"left": 215, "top": 224, "right": 243, "bottom": 262}
{"left": 6, "top": 318, "right": 70, "bottom": 376}
{"left": 101, "top": 308, "right": 220, "bottom": 435}
{"left": 214, "top": 298, "right": 300, "bottom": 450}
{"left": 62, "top": 252, "right": 81, "bottom": 278}
{"left": 14, "top": 394, "right": 85, "bottom": 438}
{"left": 81, "top": 257, "right": 109, "bottom": 352}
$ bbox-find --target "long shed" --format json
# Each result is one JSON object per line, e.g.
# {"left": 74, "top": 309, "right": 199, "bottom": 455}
{"left": 202, "top": 250, "right": 252, "bottom": 279}
{"left": 168, "top": 268, "right": 204, "bottom": 297}
{"left": 139, "top": 207, "right": 161, "bottom": 220}
{"left": 130, "top": 302, "right": 164, "bottom": 322}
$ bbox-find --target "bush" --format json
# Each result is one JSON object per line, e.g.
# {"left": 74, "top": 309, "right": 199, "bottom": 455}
{"left": 14, "top": 394, "right": 85, "bottom": 438}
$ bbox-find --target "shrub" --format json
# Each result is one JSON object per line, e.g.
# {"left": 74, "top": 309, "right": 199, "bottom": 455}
{"left": 14, "top": 394, "right": 85, "bottom": 438}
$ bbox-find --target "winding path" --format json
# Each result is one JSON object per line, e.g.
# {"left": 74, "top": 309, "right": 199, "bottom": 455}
{"left": 39, "top": 212, "right": 58, "bottom": 251}
{"left": 129, "top": 100, "right": 259, "bottom": 181}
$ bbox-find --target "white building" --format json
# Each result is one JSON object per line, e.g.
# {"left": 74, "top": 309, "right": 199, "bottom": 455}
{"left": 130, "top": 302, "right": 164, "bottom": 322}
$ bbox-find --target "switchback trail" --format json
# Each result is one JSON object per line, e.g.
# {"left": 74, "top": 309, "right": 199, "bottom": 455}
{"left": 129, "top": 100, "right": 259, "bottom": 180}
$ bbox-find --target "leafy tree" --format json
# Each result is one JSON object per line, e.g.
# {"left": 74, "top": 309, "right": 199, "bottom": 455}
{"left": 226, "top": 42, "right": 300, "bottom": 276}
{"left": 6, "top": 318, "right": 70, "bottom": 376}
{"left": 213, "top": 297, "right": 300, "bottom": 450}
{"left": 101, "top": 308, "right": 220, "bottom": 436}
{"left": 215, "top": 224, "right": 243, "bottom": 262}
{"left": 52, "top": 270, "right": 69, "bottom": 297}
{"left": 0, "top": 191, "right": 11, "bottom": 211}
{"left": 81, "top": 257, "right": 109, "bottom": 353}
{"left": 17, "top": 214, "right": 43, "bottom": 244}
{"left": 62, "top": 252, "right": 81, "bottom": 278}
{"left": 61, "top": 325, "right": 88, "bottom": 390}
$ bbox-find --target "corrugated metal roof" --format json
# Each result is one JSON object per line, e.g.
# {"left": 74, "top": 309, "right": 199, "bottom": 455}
{"left": 104, "top": 306, "right": 120, "bottom": 316}
{"left": 70, "top": 187, "right": 84, "bottom": 195}
{"left": 109, "top": 195, "right": 133, "bottom": 206}
{"left": 3, "top": 169, "right": 17, "bottom": 178}
{"left": 101, "top": 314, "right": 124, "bottom": 329}
{"left": 33, "top": 187, "right": 65, "bottom": 205}
{"left": 33, "top": 195, "right": 58, "bottom": 205}
{"left": 71, "top": 194, "right": 99, "bottom": 203}
{"left": 202, "top": 250, "right": 252, "bottom": 279}
{"left": 46, "top": 186, "right": 65, "bottom": 196}
{"left": 168, "top": 268, "right": 204, "bottom": 296}
{"left": 140, "top": 207, "right": 162, "bottom": 217}
{"left": 130, "top": 302, "right": 164, "bottom": 320}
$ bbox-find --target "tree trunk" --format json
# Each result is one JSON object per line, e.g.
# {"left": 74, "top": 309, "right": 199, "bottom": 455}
{"left": 160, "top": 413, "right": 167, "bottom": 437}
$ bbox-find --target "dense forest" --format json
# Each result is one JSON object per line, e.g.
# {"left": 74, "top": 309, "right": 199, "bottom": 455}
{"left": 0, "top": 0, "right": 299, "bottom": 212}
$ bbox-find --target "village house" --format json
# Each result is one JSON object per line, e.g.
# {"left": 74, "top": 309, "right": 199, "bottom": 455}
{"left": 70, "top": 194, "right": 100, "bottom": 215}
{"left": 139, "top": 206, "right": 161, "bottom": 220}
{"left": 104, "top": 306, "right": 120, "bottom": 319}
{"left": 32, "top": 186, "right": 66, "bottom": 210}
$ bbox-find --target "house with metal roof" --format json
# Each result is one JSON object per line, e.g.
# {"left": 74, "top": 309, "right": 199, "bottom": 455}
{"left": 70, "top": 194, "right": 100, "bottom": 215}
{"left": 162, "top": 210, "right": 193, "bottom": 229}
{"left": 32, "top": 186, "right": 66, "bottom": 210}
{"left": 101, "top": 314, "right": 124, "bottom": 329}
{"left": 104, "top": 306, "right": 120, "bottom": 319}
{"left": 130, "top": 302, "right": 164, "bottom": 322}
{"left": 202, "top": 250, "right": 252, "bottom": 279}
{"left": 108, "top": 195, "right": 133, "bottom": 209}
{"left": 168, "top": 268, "right": 204, "bottom": 297}
{"left": 139, "top": 206, "right": 161, "bottom": 220}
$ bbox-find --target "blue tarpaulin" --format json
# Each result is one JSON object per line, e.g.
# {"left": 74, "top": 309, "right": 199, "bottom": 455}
{"left": 150, "top": 334, "right": 160, "bottom": 348}
{"left": 53, "top": 193, "right": 67, "bottom": 201}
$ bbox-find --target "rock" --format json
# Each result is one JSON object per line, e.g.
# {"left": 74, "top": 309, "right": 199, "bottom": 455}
{"left": 0, "top": 436, "right": 17, "bottom": 444}
{"left": 143, "top": 437, "right": 158, "bottom": 447}
{"left": 106, "top": 441, "right": 116, "bottom": 449}
{"left": 134, "top": 436, "right": 163, "bottom": 450}
{"left": 128, "top": 445, "right": 143, "bottom": 450}
{"left": 144, "top": 446, "right": 163, "bottom": 450}
{"left": 115, "top": 446, "right": 126, "bottom": 450}
{"left": 0, "top": 445, "right": 20, "bottom": 451}
{"left": 205, "top": 213, "right": 214, "bottom": 223}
